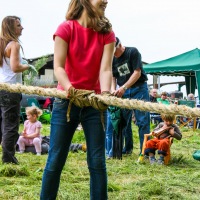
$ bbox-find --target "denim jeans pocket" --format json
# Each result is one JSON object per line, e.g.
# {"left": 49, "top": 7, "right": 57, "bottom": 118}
{"left": 53, "top": 98, "right": 69, "bottom": 110}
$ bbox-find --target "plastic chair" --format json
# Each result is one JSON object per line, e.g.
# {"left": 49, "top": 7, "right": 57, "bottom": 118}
{"left": 39, "top": 109, "right": 51, "bottom": 124}
{"left": 178, "top": 100, "right": 195, "bottom": 108}
{"left": 176, "top": 100, "right": 196, "bottom": 131}
{"left": 20, "top": 107, "right": 26, "bottom": 123}
{"left": 27, "top": 97, "right": 52, "bottom": 112}
{"left": 140, "top": 132, "right": 173, "bottom": 165}
{"left": 27, "top": 98, "right": 41, "bottom": 108}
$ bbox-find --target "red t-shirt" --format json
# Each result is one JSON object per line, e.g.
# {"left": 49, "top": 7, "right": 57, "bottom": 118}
{"left": 53, "top": 20, "right": 115, "bottom": 93}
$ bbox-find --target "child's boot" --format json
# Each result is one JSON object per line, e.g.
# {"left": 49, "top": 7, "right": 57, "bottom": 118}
{"left": 157, "top": 155, "right": 164, "bottom": 165}
{"left": 149, "top": 156, "right": 156, "bottom": 165}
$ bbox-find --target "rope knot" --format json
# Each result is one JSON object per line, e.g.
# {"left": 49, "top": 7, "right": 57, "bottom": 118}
{"left": 68, "top": 87, "right": 93, "bottom": 108}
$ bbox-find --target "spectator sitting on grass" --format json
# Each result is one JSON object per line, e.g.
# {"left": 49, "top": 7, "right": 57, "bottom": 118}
{"left": 17, "top": 106, "right": 43, "bottom": 156}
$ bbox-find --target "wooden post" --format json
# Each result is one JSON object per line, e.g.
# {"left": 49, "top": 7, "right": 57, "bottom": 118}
{"left": 153, "top": 75, "right": 158, "bottom": 89}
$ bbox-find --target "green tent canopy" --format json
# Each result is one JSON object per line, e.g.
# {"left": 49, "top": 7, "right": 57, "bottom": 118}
{"left": 143, "top": 48, "right": 200, "bottom": 100}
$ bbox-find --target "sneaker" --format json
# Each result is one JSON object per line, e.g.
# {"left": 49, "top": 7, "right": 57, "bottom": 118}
{"left": 17, "top": 150, "right": 24, "bottom": 154}
{"left": 144, "top": 155, "right": 149, "bottom": 160}
{"left": 36, "top": 153, "right": 41, "bottom": 156}
{"left": 157, "top": 159, "right": 164, "bottom": 165}
{"left": 122, "top": 150, "right": 132, "bottom": 155}
{"left": 107, "top": 156, "right": 112, "bottom": 160}
{"left": 3, "top": 156, "right": 19, "bottom": 165}
{"left": 149, "top": 157, "right": 156, "bottom": 165}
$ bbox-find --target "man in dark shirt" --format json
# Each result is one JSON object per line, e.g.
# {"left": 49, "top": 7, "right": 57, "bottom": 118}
{"left": 111, "top": 37, "right": 150, "bottom": 153}
{"left": 150, "top": 88, "right": 158, "bottom": 103}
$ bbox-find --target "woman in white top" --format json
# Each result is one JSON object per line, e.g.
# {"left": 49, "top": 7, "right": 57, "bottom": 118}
{"left": 0, "top": 16, "right": 30, "bottom": 164}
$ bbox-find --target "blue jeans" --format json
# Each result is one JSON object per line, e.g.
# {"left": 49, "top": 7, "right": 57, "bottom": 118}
{"left": 105, "top": 110, "right": 113, "bottom": 157}
{"left": 40, "top": 98, "right": 107, "bottom": 200}
{"left": 122, "top": 82, "right": 150, "bottom": 152}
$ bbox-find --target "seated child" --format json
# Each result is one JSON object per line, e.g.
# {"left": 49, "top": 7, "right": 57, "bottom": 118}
{"left": 17, "top": 106, "right": 43, "bottom": 155}
{"left": 144, "top": 114, "right": 182, "bottom": 165}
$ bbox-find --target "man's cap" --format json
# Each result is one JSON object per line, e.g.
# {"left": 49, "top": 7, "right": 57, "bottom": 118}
{"left": 115, "top": 37, "right": 120, "bottom": 47}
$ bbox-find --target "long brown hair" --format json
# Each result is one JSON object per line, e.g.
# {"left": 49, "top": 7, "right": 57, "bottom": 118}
{"left": 66, "top": 0, "right": 112, "bottom": 33}
{"left": 0, "top": 16, "right": 21, "bottom": 66}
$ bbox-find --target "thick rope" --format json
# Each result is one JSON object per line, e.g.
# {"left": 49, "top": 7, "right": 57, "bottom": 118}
{"left": 0, "top": 82, "right": 200, "bottom": 118}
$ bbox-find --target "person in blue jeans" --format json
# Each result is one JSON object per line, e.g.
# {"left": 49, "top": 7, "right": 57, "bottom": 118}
{"left": 112, "top": 37, "right": 150, "bottom": 154}
{"left": 106, "top": 109, "right": 113, "bottom": 158}
{"left": 122, "top": 85, "right": 150, "bottom": 153}
{"left": 40, "top": 0, "right": 115, "bottom": 199}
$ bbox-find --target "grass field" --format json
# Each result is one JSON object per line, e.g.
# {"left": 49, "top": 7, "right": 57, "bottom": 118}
{"left": 0, "top": 123, "right": 200, "bottom": 200}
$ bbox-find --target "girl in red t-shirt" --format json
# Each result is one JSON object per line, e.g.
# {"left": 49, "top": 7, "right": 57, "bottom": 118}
{"left": 41, "top": 1, "right": 116, "bottom": 199}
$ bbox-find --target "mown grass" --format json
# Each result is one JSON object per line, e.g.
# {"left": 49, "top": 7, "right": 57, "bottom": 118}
{"left": 0, "top": 123, "right": 200, "bottom": 200}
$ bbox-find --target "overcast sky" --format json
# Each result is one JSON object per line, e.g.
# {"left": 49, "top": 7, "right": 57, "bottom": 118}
{"left": 1, "top": 0, "right": 200, "bottom": 97}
